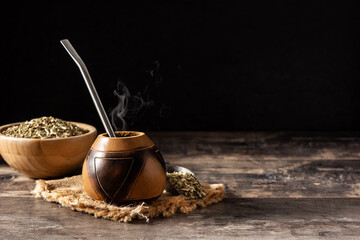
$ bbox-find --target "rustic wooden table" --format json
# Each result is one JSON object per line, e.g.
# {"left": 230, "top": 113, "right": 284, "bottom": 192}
{"left": 1, "top": 132, "right": 360, "bottom": 239}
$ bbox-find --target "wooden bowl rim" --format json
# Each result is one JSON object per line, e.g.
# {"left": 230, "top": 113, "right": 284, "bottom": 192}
{"left": 0, "top": 121, "right": 97, "bottom": 141}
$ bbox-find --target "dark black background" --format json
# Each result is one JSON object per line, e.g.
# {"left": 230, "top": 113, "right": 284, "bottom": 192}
{"left": 0, "top": 1, "right": 359, "bottom": 132}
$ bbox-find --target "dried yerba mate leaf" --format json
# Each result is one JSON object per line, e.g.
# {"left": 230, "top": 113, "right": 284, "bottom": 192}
{"left": 1, "top": 116, "right": 89, "bottom": 139}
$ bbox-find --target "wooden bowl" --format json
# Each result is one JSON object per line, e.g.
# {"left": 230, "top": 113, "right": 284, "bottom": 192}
{"left": 0, "top": 122, "right": 97, "bottom": 179}
{"left": 82, "top": 131, "right": 167, "bottom": 205}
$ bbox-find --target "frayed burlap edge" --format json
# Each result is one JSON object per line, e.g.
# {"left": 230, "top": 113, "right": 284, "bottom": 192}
{"left": 32, "top": 175, "right": 225, "bottom": 223}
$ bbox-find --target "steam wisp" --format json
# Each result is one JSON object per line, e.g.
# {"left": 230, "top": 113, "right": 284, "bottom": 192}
{"left": 110, "top": 81, "right": 154, "bottom": 131}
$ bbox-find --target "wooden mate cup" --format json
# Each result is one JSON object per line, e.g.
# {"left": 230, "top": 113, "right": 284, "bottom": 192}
{"left": 82, "top": 131, "right": 167, "bottom": 205}
{"left": 60, "top": 40, "right": 166, "bottom": 205}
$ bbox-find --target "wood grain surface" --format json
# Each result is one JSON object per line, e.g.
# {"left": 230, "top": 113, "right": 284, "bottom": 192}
{"left": 1, "top": 132, "right": 360, "bottom": 239}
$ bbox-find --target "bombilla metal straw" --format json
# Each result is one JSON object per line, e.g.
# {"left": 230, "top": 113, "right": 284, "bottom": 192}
{"left": 60, "top": 39, "right": 116, "bottom": 137}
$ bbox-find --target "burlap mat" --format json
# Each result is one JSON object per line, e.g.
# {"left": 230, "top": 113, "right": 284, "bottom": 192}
{"left": 33, "top": 175, "right": 225, "bottom": 222}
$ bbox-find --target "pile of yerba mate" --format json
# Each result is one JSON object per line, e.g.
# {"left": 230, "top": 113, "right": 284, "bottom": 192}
{"left": 166, "top": 172, "right": 206, "bottom": 199}
{"left": 1, "top": 116, "right": 89, "bottom": 139}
